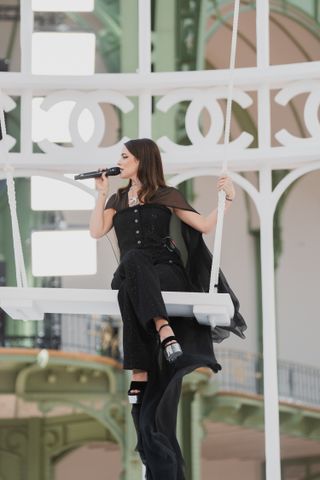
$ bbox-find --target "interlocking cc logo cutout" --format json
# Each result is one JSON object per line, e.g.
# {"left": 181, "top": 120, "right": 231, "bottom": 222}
{"left": 37, "top": 90, "right": 134, "bottom": 156}
{"left": 156, "top": 88, "right": 254, "bottom": 152}
{"left": 275, "top": 80, "right": 320, "bottom": 146}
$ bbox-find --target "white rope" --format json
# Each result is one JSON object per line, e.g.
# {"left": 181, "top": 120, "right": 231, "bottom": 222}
{"left": 0, "top": 89, "right": 28, "bottom": 288}
{"left": 5, "top": 167, "right": 28, "bottom": 287}
{"left": 209, "top": 0, "right": 241, "bottom": 293}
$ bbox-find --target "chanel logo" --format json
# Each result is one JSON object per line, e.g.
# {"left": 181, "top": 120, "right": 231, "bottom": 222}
{"left": 37, "top": 90, "right": 134, "bottom": 156}
{"left": 275, "top": 81, "right": 320, "bottom": 145}
{"left": 156, "top": 88, "right": 254, "bottom": 152}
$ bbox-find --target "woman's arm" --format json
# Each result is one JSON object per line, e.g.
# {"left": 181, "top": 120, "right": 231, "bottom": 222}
{"left": 89, "top": 173, "right": 116, "bottom": 238}
{"left": 173, "top": 176, "right": 235, "bottom": 234}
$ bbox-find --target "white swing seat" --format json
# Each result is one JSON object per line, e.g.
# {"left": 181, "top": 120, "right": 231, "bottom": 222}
{"left": 0, "top": 287, "right": 233, "bottom": 328}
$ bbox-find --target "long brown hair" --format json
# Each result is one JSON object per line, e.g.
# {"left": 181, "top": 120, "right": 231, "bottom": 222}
{"left": 118, "top": 138, "right": 167, "bottom": 203}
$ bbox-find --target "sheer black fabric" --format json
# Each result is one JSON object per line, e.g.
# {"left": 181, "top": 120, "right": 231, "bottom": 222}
{"left": 105, "top": 186, "right": 246, "bottom": 479}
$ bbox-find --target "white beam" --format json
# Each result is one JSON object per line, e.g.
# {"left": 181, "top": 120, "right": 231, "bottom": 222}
{"left": 1, "top": 61, "right": 320, "bottom": 92}
{"left": 260, "top": 168, "right": 282, "bottom": 480}
{"left": 0, "top": 287, "right": 233, "bottom": 326}
{"left": 257, "top": 1, "right": 282, "bottom": 479}
{"left": 138, "top": 0, "right": 151, "bottom": 74}
{"left": 0, "top": 145, "right": 319, "bottom": 174}
{"left": 20, "top": 0, "right": 33, "bottom": 74}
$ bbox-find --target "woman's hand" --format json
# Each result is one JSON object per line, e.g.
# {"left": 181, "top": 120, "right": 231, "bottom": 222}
{"left": 218, "top": 175, "right": 235, "bottom": 201}
{"left": 90, "top": 169, "right": 115, "bottom": 238}
{"left": 95, "top": 169, "right": 109, "bottom": 195}
{"left": 174, "top": 176, "right": 235, "bottom": 234}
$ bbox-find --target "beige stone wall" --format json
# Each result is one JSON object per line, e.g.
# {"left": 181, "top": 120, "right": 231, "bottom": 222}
{"left": 54, "top": 443, "right": 122, "bottom": 480}
{"left": 276, "top": 170, "right": 320, "bottom": 367}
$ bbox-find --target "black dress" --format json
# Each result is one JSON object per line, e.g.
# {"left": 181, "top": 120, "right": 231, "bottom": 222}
{"left": 105, "top": 186, "right": 246, "bottom": 480}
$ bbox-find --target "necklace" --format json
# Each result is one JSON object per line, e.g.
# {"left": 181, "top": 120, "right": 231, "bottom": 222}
{"left": 128, "top": 181, "right": 141, "bottom": 206}
{"left": 128, "top": 196, "right": 139, "bottom": 206}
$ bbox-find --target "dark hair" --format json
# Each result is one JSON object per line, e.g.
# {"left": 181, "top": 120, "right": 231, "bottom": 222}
{"left": 118, "top": 138, "right": 167, "bottom": 203}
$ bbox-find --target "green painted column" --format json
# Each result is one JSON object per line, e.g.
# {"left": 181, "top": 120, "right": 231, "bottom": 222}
{"left": 181, "top": 390, "right": 203, "bottom": 480}
{"left": 180, "top": 389, "right": 203, "bottom": 480}
{"left": 190, "top": 392, "right": 202, "bottom": 480}
{"left": 121, "top": 405, "right": 143, "bottom": 480}
{"left": 27, "top": 418, "right": 43, "bottom": 480}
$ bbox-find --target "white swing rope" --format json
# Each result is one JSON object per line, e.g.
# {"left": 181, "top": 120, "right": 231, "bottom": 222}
{"left": 209, "top": 0, "right": 241, "bottom": 293}
{"left": 0, "top": 89, "right": 28, "bottom": 288}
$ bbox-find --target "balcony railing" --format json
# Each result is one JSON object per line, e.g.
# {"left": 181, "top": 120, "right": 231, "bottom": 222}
{"left": 2, "top": 313, "right": 122, "bottom": 361}
{"left": 1, "top": 313, "right": 319, "bottom": 408}
{"left": 217, "top": 349, "right": 320, "bottom": 408}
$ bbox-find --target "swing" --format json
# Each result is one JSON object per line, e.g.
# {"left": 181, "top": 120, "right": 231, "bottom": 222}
{"left": 0, "top": 0, "right": 241, "bottom": 330}
{"left": 0, "top": 141, "right": 234, "bottom": 329}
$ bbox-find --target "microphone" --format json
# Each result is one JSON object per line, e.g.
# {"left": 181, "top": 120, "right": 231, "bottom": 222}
{"left": 74, "top": 167, "right": 121, "bottom": 180}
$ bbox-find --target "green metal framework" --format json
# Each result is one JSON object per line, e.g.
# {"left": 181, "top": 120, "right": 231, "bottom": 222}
{"left": 0, "top": 349, "right": 320, "bottom": 479}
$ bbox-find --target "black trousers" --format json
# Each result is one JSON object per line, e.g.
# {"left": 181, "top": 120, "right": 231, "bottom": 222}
{"left": 111, "top": 247, "right": 190, "bottom": 370}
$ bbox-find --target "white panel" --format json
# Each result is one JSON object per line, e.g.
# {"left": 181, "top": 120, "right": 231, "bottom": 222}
{"left": 32, "top": 98, "right": 73, "bottom": 143}
{"left": 32, "top": 33, "right": 96, "bottom": 75}
{"left": 31, "top": 230, "right": 97, "bottom": 276}
{"left": 32, "top": 0, "right": 94, "bottom": 12}
{"left": 32, "top": 98, "right": 95, "bottom": 143}
{"left": 31, "top": 176, "right": 95, "bottom": 211}
{"left": 20, "top": 1, "right": 33, "bottom": 74}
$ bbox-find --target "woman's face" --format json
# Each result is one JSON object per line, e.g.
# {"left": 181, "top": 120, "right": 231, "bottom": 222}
{"left": 118, "top": 146, "right": 139, "bottom": 180}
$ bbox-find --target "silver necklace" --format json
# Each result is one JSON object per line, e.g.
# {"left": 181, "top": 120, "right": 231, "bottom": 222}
{"left": 128, "top": 182, "right": 141, "bottom": 206}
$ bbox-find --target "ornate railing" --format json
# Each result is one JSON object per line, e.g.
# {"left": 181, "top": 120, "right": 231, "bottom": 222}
{"left": 1, "top": 313, "right": 319, "bottom": 408}
{"left": 1, "top": 312, "right": 122, "bottom": 361}
{"left": 218, "top": 349, "right": 320, "bottom": 408}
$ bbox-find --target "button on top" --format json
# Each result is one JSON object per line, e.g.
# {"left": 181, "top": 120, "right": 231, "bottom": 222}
{"left": 134, "top": 209, "right": 138, "bottom": 213}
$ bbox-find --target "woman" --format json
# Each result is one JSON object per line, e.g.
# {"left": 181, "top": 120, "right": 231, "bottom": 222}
{"left": 90, "top": 138, "right": 246, "bottom": 479}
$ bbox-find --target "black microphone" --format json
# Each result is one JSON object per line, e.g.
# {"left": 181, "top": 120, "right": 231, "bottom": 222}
{"left": 74, "top": 167, "right": 121, "bottom": 180}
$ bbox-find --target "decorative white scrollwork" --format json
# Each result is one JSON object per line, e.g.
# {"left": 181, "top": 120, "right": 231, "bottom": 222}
{"left": 0, "top": 90, "right": 16, "bottom": 155}
{"left": 275, "top": 81, "right": 320, "bottom": 146}
{"left": 37, "top": 90, "right": 134, "bottom": 156}
{"left": 156, "top": 88, "right": 254, "bottom": 153}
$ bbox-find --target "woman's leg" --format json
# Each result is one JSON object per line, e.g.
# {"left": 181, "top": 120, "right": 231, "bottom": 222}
{"left": 129, "top": 316, "right": 177, "bottom": 394}
{"left": 154, "top": 317, "right": 178, "bottom": 345}
{"left": 130, "top": 369, "right": 148, "bottom": 395}
{"left": 113, "top": 250, "right": 170, "bottom": 370}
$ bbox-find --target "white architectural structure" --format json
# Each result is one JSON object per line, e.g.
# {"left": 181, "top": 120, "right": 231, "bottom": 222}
{"left": 0, "top": 1, "right": 320, "bottom": 479}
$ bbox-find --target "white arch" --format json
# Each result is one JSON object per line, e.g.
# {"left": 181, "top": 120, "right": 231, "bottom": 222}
{"left": 0, "top": 169, "right": 97, "bottom": 198}
{"left": 271, "top": 160, "right": 320, "bottom": 214}
{"left": 168, "top": 168, "right": 261, "bottom": 216}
